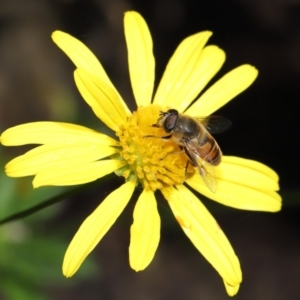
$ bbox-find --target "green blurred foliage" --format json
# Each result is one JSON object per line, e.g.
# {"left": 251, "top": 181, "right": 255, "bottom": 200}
{"left": 0, "top": 154, "right": 97, "bottom": 300}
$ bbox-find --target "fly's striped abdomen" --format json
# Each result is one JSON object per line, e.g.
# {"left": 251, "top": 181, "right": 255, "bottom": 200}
{"left": 197, "top": 132, "right": 222, "bottom": 166}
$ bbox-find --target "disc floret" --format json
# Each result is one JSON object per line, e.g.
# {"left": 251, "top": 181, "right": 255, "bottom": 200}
{"left": 116, "top": 105, "right": 193, "bottom": 190}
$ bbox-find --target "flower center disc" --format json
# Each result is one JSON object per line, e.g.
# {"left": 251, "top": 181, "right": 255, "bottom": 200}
{"left": 116, "top": 105, "right": 194, "bottom": 191}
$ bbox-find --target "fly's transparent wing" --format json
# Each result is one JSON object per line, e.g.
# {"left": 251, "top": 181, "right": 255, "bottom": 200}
{"left": 184, "top": 141, "right": 217, "bottom": 193}
{"left": 196, "top": 161, "right": 216, "bottom": 193}
{"left": 195, "top": 116, "right": 231, "bottom": 134}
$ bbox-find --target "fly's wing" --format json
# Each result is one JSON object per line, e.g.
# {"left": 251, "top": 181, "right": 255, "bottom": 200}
{"left": 195, "top": 116, "right": 231, "bottom": 134}
{"left": 197, "top": 162, "right": 216, "bottom": 193}
{"left": 184, "top": 141, "right": 217, "bottom": 193}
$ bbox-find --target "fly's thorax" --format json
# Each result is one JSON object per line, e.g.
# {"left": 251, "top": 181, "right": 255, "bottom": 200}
{"left": 173, "top": 115, "right": 201, "bottom": 140}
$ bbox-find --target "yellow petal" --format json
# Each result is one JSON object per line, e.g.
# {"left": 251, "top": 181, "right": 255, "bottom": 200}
{"left": 124, "top": 11, "right": 155, "bottom": 107}
{"left": 222, "top": 156, "right": 279, "bottom": 186}
{"left": 63, "top": 180, "right": 135, "bottom": 277}
{"left": 0, "top": 122, "right": 118, "bottom": 146}
{"left": 153, "top": 31, "right": 215, "bottom": 108}
{"left": 162, "top": 185, "right": 242, "bottom": 291}
{"left": 224, "top": 280, "right": 240, "bottom": 297}
{"left": 129, "top": 189, "right": 160, "bottom": 271}
{"left": 186, "top": 156, "right": 281, "bottom": 212}
{"left": 52, "top": 31, "right": 130, "bottom": 115}
{"left": 5, "top": 143, "right": 117, "bottom": 177}
{"left": 175, "top": 46, "right": 226, "bottom": 112}
{"left": 33, "top": 159, "right": 125, "bottom": 187}
{"left": 52, "top": 31, "right": 110, "bottom": 82}
{"left": 185, "top": 65, "right": 258, "bottom": 116}
{"left": 74, "top": 69, "right": 128, "bottom": 131}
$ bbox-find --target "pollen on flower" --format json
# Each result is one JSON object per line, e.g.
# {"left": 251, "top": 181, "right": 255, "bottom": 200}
{"left": 115, "top": 105, "right": 194, "bottom": 191}
{"left": 176, "top": 215, "right": 192, "bottom": 230}
{"left": 122, "top": 170, "right": 131, "bottom": 178}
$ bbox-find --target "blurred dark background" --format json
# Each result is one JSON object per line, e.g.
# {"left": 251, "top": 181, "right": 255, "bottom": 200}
{"left": 0, "top": 0, "right": 299, "bottom": 299}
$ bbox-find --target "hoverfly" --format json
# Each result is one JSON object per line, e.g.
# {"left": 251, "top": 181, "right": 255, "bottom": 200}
{"left": 153, "top": 109, "right": 231, "bottom": 192}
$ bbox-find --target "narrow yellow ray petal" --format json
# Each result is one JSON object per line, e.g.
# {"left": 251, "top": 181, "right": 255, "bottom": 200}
{"left": 224, "top": 280, "right": 240, "bottom": 297}
{"left": 185, "top": 65, "right": 258, "bottom": 116}
{"left": 0, "top": 122, "right": 118, "bottom": 146}
{"left": 52, "top": 31, "right": 111, "bottom": 83}
{"left": 174, "top": 46, "right": 226, "bottom": 112}
{"left": 221, "top": 156, "right": 279, "bottom": 188}
{"left": 124, "top": 11, "right": 155, "bottom": 107}
{"left": 153, "top": 31, "right": 213, "bottom": 107}
{"left": 186, "top": 156, "right": 281, "bottom": 212}
{"left": 33, "top": 159, "right": 125, "bottom": 187}
{"left": 63, "top": 180, "right": 136, "bottom": 277}
{"left": 129, "top": 189, "right": 160, "bottom": 271}
{"left": 162, "top": 185, "right": 242, "bottom": 290}
{"left": 5, "top": 143, "right": 117, "bottom": 177}
{"left": 187, "top": 174, "right": 281, "bottom": 212}
{"left": 52, "top": 31, "right": 130, "bottom": 115}
{"left": 75, "top": 69, "right": 128, "bottom": 131}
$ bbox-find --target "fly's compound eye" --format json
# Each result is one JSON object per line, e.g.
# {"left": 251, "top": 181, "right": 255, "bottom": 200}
{"left": 163, "top": 110, "right": 178, "bottom": 133}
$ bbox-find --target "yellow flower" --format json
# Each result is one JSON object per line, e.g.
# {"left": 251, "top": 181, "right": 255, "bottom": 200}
{"left": 0, "top": 11, "right": 281, "bottom": 296}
